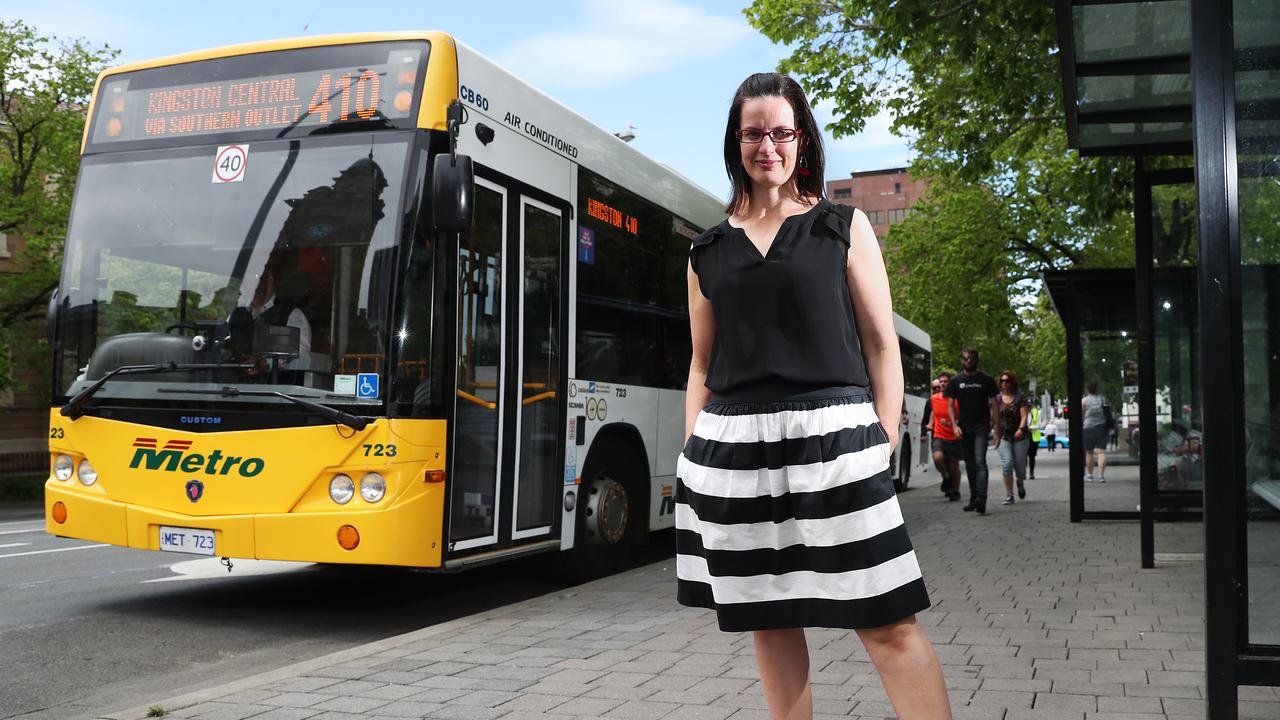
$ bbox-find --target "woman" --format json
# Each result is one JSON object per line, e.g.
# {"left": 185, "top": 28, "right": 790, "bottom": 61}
{"left": 676, "top": 73, "right": 950, "bottom": 720}
{"left": 993, "top": 371, "right": 1031, "bottom": 505}
{"left": 1044, "top": 415, "right": 1058, "bottom": 452}
{"left": 1082, "top": 382, "right": 1108, "bottom": 482}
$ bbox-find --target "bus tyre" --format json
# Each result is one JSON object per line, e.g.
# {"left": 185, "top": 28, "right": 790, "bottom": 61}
{"left": 570, "top": 437, "right": 646, "bottom": 581}
{"left": 893, "top": 440, "right": 912, "bottom": 493}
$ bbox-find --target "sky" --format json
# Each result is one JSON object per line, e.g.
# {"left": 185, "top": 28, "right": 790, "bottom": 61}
{"left": 6, "top": 0, "right": 913, "bottom": 199}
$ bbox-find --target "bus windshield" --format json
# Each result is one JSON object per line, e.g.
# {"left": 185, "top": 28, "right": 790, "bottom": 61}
{"left": 54, "top": 133, "right": 414, "bottom": 410}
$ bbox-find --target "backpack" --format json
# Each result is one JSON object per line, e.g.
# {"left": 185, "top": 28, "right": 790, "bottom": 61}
{"left": 1102, "top": 402, "right": 1115, "bottom": 430}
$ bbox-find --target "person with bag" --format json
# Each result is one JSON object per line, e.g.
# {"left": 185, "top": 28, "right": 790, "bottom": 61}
{"left": 994, "top": 371, "right": 1031, "bottom": 505}
{"left": 1082, "top": 382, "right": 1109, "bottom": 482}
{"left": 1027, "top": 404, "right": 1041, "bottom": 479}
{"left": 676, "top": 72, "right": 949, "bottom": 720}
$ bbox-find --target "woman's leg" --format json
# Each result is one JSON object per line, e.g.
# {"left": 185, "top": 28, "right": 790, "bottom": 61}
{"left": 856, "top": 617, "right": 951, "bottom": 720}
{"left": 1097, "top": 447, "right": 1107, "bottom": 480}
{"left": 1013, "top": 437, "right": 1029, "bottom": 482}
{"left": 754, "top": 628, "right": 812, "bottom": 720}
{"left": 1084, "top": 448, "right": 1094, "bottom": 478}
{"left": 997, "top": 441, "right": 1015, "bottom": 498}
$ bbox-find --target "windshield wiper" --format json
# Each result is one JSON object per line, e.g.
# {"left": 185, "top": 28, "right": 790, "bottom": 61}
{"left": 62, "top": 362, "right": 253, "bottom": 421}
{"left": 157, "top": 386, "right": 369, "bottom": 431}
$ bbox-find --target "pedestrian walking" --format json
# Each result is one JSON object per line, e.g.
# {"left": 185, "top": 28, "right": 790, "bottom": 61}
{"left": 1044, "top": 416, "right": 1058, "bottom": 451}
{"left": 1027, "top": 404, "right": 1041, "bottom": 479}
{"left": 994, "top": 371, "right": 1031, "bottom": 505}
{"left": 676, "top": 72, "right": 950, "bottom": 720}
{"left": 946, "top": 347, "right": 999, "bottom": 515}
{"left": 1082, "top": 382, "right": 1110, "bottom": 482}
{"left": 923, "top": 371, "right": 962, "bottom": 501}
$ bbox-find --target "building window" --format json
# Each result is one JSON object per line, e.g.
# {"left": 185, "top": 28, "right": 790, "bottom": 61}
{"left": 866, "top": 210, "right": 885, "bottom": 225}
{"left": 888, "top": 208, "right": 912, "bottom": 224}
{"left": 833, "top": 187, "right": 852, "bottom": 199}
{"left": 0, "top": 233, "right": 9, "bottom": 258}
{"left": 894, "top": 182, "right": 902, "bottom": 194}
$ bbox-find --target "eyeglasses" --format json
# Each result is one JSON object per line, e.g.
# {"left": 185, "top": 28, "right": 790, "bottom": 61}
{"left": 736, "top": 128, "right": 800, "bottom": 144}
{"left": 999, "top": 378, "right": 1012, "bottom": 383}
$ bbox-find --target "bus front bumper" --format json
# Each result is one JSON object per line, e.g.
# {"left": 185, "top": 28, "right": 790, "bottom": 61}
{"left": 44, "top": 483, "right": 444, "bottom": 568}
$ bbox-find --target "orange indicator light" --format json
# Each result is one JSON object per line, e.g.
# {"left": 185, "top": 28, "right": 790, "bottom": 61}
{"left": 337, "top": 524, "right": 360, "bottom": 550}
{"left": 398, "top": 70, "right": 416, "bottom": 85}
{"left": 106, "top": 118, "right": 123, "bottom": 137}
{"left": 111, "top": 98, "right": 125, "bottom": 112}
{"left": 52, "top": 502, "right": 67, "bottom": 524}
{"left": 425, "top": 469, "right": 446, "bottom": 483}
{"left": 394, "top": 90, "right": 412, "bottom": 114}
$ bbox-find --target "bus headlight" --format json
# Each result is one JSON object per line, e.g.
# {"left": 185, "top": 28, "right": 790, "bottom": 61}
{"left": 329, "top": 475, "right": 354, "bottom": 504}
{"left": 53, "top": 455, "right": 74, "bottom": 481}
{"left": 360, "top": 473, "right": 386, "bottom": 503}
{"left": 77, "top": 459, "right": 98, "bottom": 486}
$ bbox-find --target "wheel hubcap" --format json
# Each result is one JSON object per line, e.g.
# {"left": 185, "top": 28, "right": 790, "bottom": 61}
{"left": 586, "top": 477, "right": 628, "bottom": 546}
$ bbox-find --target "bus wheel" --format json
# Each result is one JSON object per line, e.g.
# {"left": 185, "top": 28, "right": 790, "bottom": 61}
{"left": 892, "top": 441, "right": 912, "bottom": 493}
{"left": 569, "top": 439, "right": 644, "bottom": 580}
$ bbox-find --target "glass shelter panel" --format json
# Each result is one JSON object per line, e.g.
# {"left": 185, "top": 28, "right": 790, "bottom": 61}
{"left": 1079, "top": 325, "right": 1141, "bottom": 514}
{"left": 1237, "top": 0, "right": 1280, "bottom": 648}
{"left": 1071, "top": 2, "right": 1190, "bottom": 63}
{"left": 1151, "top": 184, "right": 1202, "bottom": 496}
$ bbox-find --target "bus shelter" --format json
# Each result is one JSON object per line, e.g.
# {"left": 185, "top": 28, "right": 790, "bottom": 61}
{"left": 1054, "top": 0, "right": 1280, "bottom": 713}
{"left": 1043, "top": 264, "right": 1201, "bottom": 548}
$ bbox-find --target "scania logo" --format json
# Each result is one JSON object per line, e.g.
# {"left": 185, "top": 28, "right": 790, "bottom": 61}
{"left": 128, "top": 438, "right": 265, "bottom": 477}
{"left": 185, "top": 479, "right": 205, "bottom": 502}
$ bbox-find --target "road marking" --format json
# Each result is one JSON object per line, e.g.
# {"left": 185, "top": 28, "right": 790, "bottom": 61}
{"left": 0, "top": 518, "right": 44, "bottom": 528}
{"left": 0, "top": 527, "right": 46, "bottom": 536}
{"left": 0, "top": 544, "right": 108, "bottom": 559}
{"left": 0, "top": 542, "right": 31, "bottom": 549}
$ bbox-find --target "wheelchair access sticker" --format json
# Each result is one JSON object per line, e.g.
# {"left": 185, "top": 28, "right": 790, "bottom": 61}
{"left": 356, "top": 373, "right": 379, "bottom": 399}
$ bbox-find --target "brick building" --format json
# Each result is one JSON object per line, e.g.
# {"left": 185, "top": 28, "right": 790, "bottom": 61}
{"left": 0, "top": 231, "right": 51, "bottom": 474}
{"left": 826, "top": 167, "right": 929, "bottom": 243}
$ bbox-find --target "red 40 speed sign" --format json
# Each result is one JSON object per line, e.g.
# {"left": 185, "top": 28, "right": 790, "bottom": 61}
{"left": 212, "top": 145, "right": 248, "bottom": 183}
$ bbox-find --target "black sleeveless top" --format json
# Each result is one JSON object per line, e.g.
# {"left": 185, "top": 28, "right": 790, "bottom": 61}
{"left": 690, "top": 199, "right": 869, "bottom": 400}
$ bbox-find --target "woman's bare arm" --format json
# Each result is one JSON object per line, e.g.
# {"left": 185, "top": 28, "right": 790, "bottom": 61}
{"left": 685, "top": 262, "right": 714, "bottom": 444}
{"left": 845, "top": 209, "right": 904, "bottom": 449}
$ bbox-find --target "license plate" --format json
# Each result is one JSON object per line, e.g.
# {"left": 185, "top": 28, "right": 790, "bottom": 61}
{"left": 158, "top": 526, "right": 216, "bottom": 555}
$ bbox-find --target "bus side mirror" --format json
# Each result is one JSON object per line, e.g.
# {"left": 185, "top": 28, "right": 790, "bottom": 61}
{"left": 46, "top": 288, "right": 59, "bottom": 346}
{"left": 432, "top": 153, "right": 474, "bottom": 233}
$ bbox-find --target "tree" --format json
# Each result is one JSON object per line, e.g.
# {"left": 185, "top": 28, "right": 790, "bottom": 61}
{"left": 0, "top": 20, "right": 116, "bottom": 393}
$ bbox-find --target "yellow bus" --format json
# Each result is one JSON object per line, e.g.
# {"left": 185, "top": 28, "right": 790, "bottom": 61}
{"left": 45, "top": 32, "right": 725, "bottom": 573}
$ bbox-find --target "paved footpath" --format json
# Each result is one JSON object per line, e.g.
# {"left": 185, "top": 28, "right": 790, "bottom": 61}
{"left": 108, "top": 453, "right": 1280, "bottom": 720}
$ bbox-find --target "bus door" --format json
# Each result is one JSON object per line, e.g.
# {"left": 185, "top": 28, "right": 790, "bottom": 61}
{"left": 448, "top": 176, "right": 566, "bottom": 554}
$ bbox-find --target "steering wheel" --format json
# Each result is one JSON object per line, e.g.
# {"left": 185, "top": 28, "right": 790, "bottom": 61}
{"left": 165, "top": 322, "right": 198, "bottom": 335}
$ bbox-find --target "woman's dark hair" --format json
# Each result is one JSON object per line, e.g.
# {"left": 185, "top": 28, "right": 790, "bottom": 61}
{"left": 723, "top": 72, "right": 825, "bottom": 215}
{"left": 1086, "top": 382, "right": 1099, "bottom": 394}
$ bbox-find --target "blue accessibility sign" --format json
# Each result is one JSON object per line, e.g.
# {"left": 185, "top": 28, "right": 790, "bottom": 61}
{"left": 356, "top": 373, "right": 379, "bottom": 399}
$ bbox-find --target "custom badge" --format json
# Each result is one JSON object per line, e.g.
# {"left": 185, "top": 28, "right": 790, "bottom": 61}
{"left": 185, "top": 479, "right": 205, "bottom": 503}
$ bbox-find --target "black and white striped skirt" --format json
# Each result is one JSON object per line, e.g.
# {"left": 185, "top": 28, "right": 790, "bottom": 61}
{"left": 675, "top": 386, "right": 930, "bottom": 632}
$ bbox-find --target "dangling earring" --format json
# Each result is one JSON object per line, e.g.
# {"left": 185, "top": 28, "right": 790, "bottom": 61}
{"left": 798, "top": 154, "right": 811, "bottom": 177}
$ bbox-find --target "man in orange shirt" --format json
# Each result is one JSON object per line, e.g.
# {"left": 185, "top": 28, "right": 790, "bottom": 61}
{"left": 922, "top": 371, "right": 962, "bottom": 501}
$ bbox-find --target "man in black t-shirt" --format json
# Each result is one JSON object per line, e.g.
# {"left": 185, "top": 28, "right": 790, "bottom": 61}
{"left": 946, "top": 347, "right": 999, "bottom": 514}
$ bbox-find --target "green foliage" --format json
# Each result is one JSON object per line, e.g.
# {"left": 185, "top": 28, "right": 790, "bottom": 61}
{"left": 0, "top": 19, "right": 116, "bottom": 394}
{"left": 146, "top": 706, "right": 168, "bottom": 718}
{"left": 745, "top": 0, "right": 1139, "bottom": 397}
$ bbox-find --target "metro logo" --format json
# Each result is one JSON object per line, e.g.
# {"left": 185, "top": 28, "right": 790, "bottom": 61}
{"left": 128, "top": 437, "right": 265, "bottom": 477}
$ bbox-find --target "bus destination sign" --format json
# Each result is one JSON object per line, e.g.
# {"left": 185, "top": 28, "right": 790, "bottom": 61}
{"left": 90, "top": 45, "right": 423, "bottom": 145}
